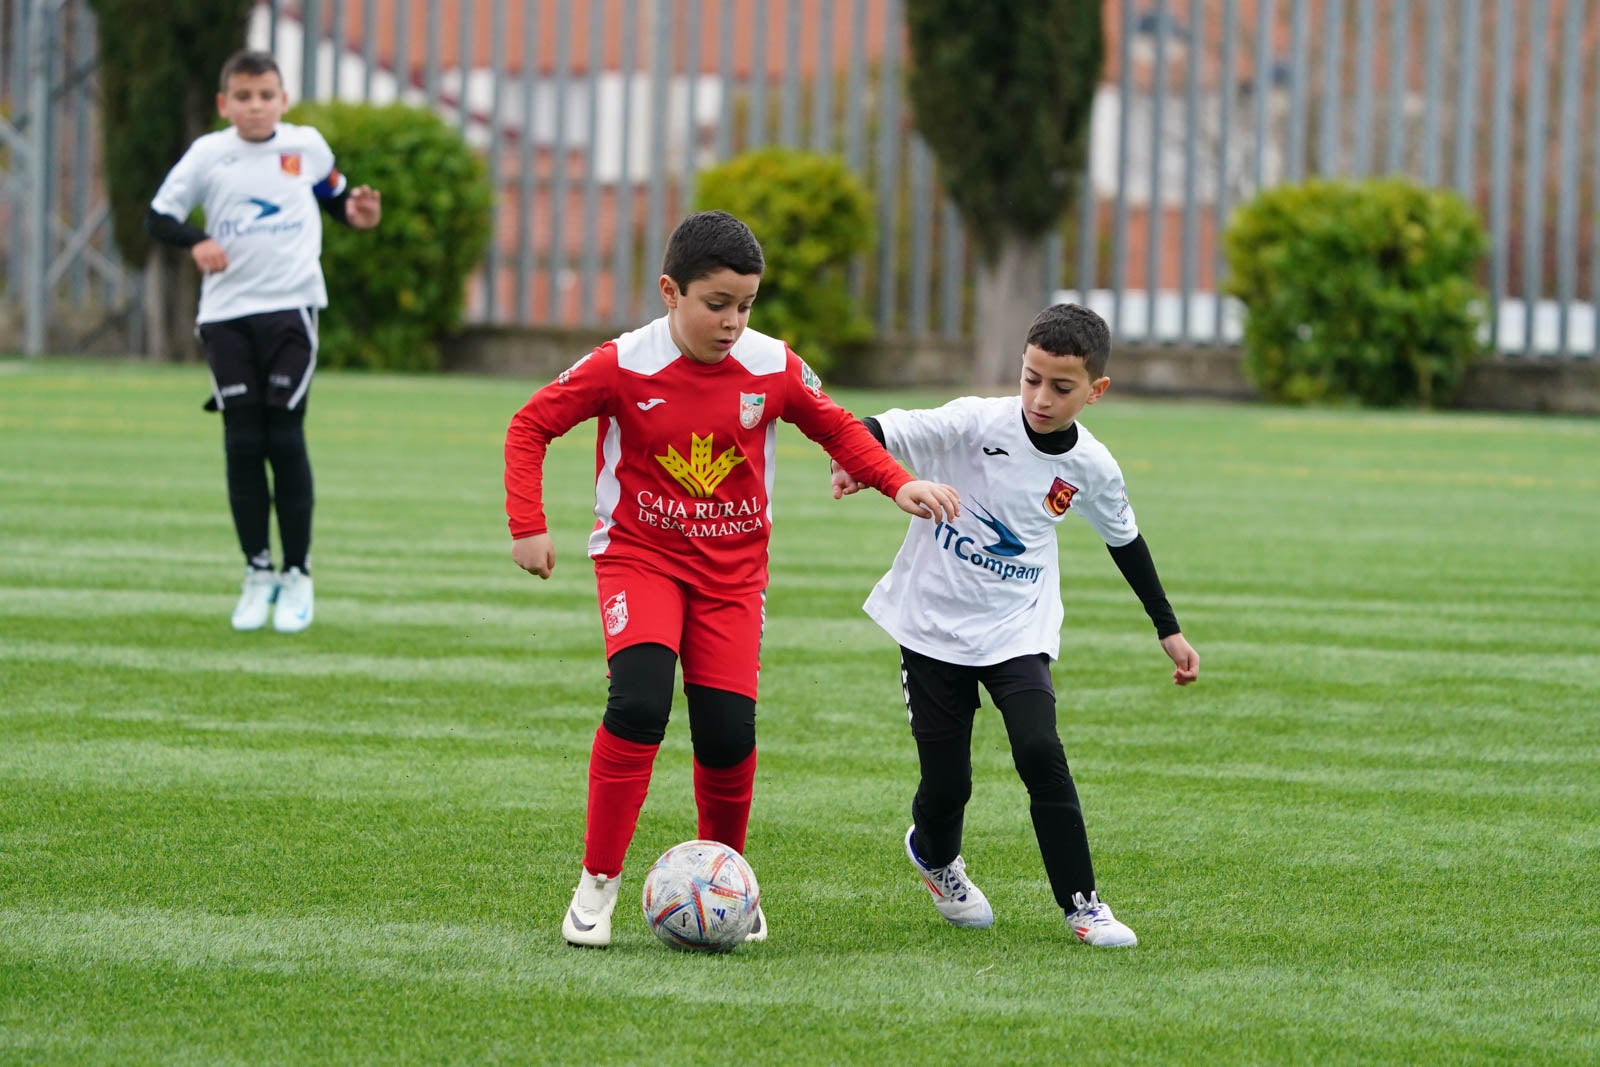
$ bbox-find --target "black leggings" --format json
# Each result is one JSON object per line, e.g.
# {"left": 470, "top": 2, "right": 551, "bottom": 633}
{"left": 600, "top": 642, "right": 755, "bottom": 768}
{"left": 222, "top": 404, "right": 314, "bottom": 571}
{"left": 901, "top": 647, "right": 1096, "bottom": 909}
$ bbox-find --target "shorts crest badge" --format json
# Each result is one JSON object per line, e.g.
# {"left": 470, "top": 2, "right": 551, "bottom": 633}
{"left": 603, "top": 591, "right": 629, "bottom": 636}
{"left": 738, "top": 392, "right": 766, "bottom": 429}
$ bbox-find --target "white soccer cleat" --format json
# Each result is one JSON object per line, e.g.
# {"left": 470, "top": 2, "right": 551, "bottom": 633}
{"left": 563, "top": 867, "right": 621, "bottom": 947}
{"left": 904, "top": 825, "right": 994, "bottom": 929}
{"left": 231, "top": 568, "right": 278, "bottom": 631}
{"left": 1066, "top": 891, "right": 1138, "bottom": 947}
{"left": 272, "top": 567, "right": 314, "bottom": 633}
{"left": 744, "top": 903, "right": 768, "bottom": 943}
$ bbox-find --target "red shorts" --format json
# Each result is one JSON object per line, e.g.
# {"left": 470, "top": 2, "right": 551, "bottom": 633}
{"left": 594, "top": 559, "right": 765, "bottom": 700}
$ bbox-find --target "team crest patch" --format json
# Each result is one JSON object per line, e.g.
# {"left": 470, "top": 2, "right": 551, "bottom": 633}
{"left": 739, "top": 392, "right": 766, "bottom": 429}
{"left": 1044, "top": 476, "right": 1079, "bottom": 516}
{"left": 603, "top": 591, "right": 629, "bottom": 636}
{"left": 279, "top": 153, "right": 302, "bottom": 176}
{"left": 799, "top": 361, "right": 822, "bottom": 396}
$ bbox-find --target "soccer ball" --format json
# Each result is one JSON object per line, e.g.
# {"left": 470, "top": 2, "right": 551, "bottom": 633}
{"left": 641, "top": 839, "right": 761, "bottom": 952}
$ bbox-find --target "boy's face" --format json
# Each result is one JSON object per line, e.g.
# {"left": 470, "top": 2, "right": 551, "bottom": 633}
{"left": 217, "top": 72, "right": 288, "bottom": 142}
{"left": 659, "top": 268, "right": 761, "bottom": 365}
{"left": 1019, "top": 345, "right": 1109, "bottom": 433}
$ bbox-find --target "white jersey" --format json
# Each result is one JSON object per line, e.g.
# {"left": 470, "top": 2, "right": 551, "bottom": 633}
{"left": 150, "top": 122, "right": 344, "bottom": 324}
{"left": 863, "top": 396, "right": 1140, "bottom": 666}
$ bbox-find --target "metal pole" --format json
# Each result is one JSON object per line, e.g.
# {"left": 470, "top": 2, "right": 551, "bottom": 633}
{"left": 1519, "top": 0, "right": 1550, "bottom": 357}
{"left": 1111, "top": 0, "right": 1135, "bottom": 335}
{"left": 1212, "top": 0, "right": 1236, "bottom": 343}
{"left": 301, "top": 0, "right": 320, "bottom": 100}
{"left": 1318, "top": 0, "right": 1344, "bottom": 176}
{"left": 24, "top": 0, "right": 58, "bottom": 356}
{"left": 1144, "top": 0, "right": 1170, "bottom": 340}
{"left": 1286, "top": 0, "right": 1308, "bottom": 183}
{"left": 1354, "top": 0, "right": 1376, "bottom": 175}
{"left": 1554, "top": 0, "right": 1582, "bottom": 356}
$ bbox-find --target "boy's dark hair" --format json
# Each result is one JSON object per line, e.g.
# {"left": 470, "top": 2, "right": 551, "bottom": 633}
{"left": 661, "top": 210, "right": 765, "bottom": 290}
{"left": 1025, "top": 303, "right": 1112, "bottom": 379}
{"left": 219, "top": 50, "right": 282, "bottom": 92}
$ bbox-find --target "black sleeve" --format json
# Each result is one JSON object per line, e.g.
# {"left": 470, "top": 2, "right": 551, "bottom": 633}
{"left": 144, "top": 209, "right": 209, "bottom": 248}
{"left": 318, "top": 185, "right": 352, "bottom": 225}
{"left": 1106, "top": 534, "right": 1181, "bottom": 639}
{"left": 860, "top": 415, "right": 886, "bottom": 445}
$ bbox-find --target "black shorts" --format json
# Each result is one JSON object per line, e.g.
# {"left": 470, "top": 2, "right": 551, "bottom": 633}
{"left": 900, "top": 646, "right": 1055, "bottom": 743}
{"left": 199, "top": 308, "right": 319, "bottom": 411}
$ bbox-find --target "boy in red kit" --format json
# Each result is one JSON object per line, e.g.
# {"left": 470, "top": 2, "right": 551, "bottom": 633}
{"left": 505, "top": 211, "right": 960, "bottom": 948}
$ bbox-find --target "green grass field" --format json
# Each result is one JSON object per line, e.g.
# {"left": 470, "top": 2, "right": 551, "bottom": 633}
{"left": 2, "top": 358, "right": 1598, "bottom": 1065}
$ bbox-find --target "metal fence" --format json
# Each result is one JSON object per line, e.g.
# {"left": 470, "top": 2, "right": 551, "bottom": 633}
{"left": 5, "top": 0, "right": 1599, "bottom": 357}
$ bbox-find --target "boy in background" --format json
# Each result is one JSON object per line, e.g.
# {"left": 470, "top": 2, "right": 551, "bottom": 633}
{"left": 832, "top": 302, "right": 1199, "bottom": 947}
{"left": 147, "top": 49, "right": 382, "bottom": 633}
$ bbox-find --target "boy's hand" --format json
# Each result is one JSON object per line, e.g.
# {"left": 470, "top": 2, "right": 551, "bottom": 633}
{"left": 347, "top": 185, "right": 382, "bottom": 228}
{"left": 830, "top": 459, "right": 866, "bottom": 499}
{"left": 511, "top": 533, "right": 555, "bottom": 579}
{"left": 893, "top": 480, "right": 960, "bottom": 524}
{"left": 1160, "top": 633, "right": 1199, "bottom": 686}
{"left": 191, "top": 238, "right": 228, "bottom": 273}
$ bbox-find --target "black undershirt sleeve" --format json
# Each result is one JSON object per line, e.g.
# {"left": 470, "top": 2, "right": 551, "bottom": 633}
{"left": 860, "top": 415, "right": 886, "bottom": 445}
{"left": 319, "top": 185, "right": 352, "bottom": 225}
{"left": 144, "top": 209, "right": 209, "bottom": 248}
{"left": 1107, "top": 534, "right": 1181, "bottom": 639}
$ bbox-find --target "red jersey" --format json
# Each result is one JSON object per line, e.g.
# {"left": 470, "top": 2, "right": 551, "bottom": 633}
{"left": 506, "top": 317, "right": 913, "bottom": 590}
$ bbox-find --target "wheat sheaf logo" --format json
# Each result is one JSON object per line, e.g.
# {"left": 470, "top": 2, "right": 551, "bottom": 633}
{"left": 656, "top": 433, "right": 745, "bottom": 498}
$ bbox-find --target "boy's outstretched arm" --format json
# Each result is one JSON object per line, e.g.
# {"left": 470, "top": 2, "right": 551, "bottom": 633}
{"left": 830, "top": 415, "right": 883, "bottom": 499}
{"left": 829, "top": 413, "right": 958, "bottom": 518}
{"left": 1107, "top": 534, "right": 1200, "bottom": 686}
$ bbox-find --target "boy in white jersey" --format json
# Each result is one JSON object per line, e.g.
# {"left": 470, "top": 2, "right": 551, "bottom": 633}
{"left": 832, "top": 303, "right": 1200, "bottom": 947}
{"left": 146, "top": 50, "right": 382, "bottom": 633}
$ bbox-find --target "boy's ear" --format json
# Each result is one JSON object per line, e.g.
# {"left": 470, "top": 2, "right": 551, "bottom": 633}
{"left": 215, "top": 92, "right": 227, "bottom": 116}
{"left": 1087, "top": 376, "right": 1111, "bottom": 403}
{"left": 658, "top": 274, "right": 679, "bottom": 310}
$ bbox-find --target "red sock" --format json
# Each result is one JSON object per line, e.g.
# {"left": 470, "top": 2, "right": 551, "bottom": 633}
{"left": 582, "top": 726, "right": 659, "bottom": 877}
{"left": 693, "top": 749, "right": 757, "bottom": 854}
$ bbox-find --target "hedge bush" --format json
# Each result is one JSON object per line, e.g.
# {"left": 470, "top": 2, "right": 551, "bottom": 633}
{"left": 693, "top": 147, "right": 875, "bottom": 372}
{"left": 1223, "top": 177, "right": 1489, "bottom": 407}
{"left": 286, "top": 102, "right": 492, "bottom": 371}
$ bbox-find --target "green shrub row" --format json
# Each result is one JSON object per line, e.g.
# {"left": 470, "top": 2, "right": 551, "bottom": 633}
{"left": 1224, "top": 177, "right": 1489, "bottom": 408}
{"left": 288, "top": 102, "right": 492, "bottom": 371}
{"left": 693, "top": 147, "right": 876, "bottom": 373}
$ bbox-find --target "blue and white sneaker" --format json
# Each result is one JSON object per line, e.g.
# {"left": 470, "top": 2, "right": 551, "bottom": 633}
{"left": 231, "top": 568, "right": 278, "bottom": 631}
{"left": 904, "top": 825, "right": 994, "bottom": 928}
{"left": 272, "top": 567, "right": 314, "bottom": 633}
{"left": 1066, "top": 891, "right": 1137, "bottom": 947}
{"left": 562, "top": 868, "right": 620, "bottom": 948}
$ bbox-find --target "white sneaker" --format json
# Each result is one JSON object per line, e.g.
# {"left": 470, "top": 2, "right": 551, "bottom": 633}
{"left": 231, "top": 568, "right": 278, "bottom": 631}
{"left": 904, "top": 825, "right": 994, "bottom": 928}
{"left": 273, "top": 567, "right": 314, "bottom": 633}
{"left": 744, "top": 904, "right": 767, "bottom": 943}
{"left": 1066, "top": 891, "right": 1138, "bottom": 947}
{"left": 562, "top": 868, "right": 620, "bottom": 947}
